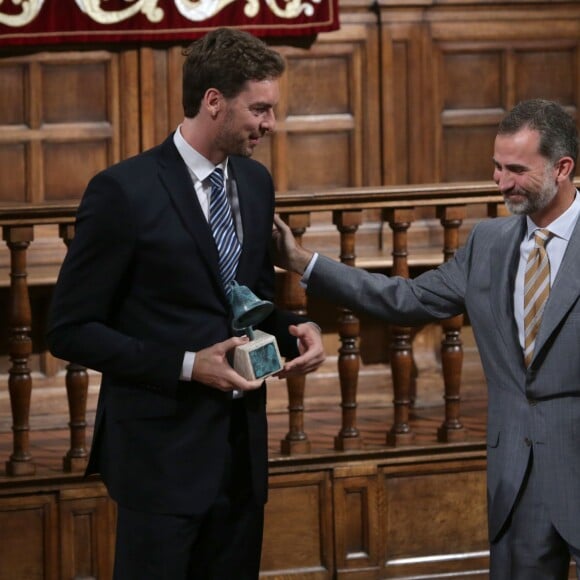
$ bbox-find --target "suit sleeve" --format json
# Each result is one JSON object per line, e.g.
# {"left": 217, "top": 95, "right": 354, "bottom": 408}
{"left": 307, "top": 223, "right": 476, "bottom": 325}
{"left": 47, "top": 172, "right": 184, "bottom": 391}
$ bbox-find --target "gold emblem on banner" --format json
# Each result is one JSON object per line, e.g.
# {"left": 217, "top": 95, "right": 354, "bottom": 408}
{"left": 0, "top": 0, "right": 45, "bottom": 28}
{"left": 174, "top": 0, "right": 320, "bottom": 20}
{"left": 263, "top": 0, "right": 321, "bottom": 18}
{"left": 175, "top": 0, "right": 241, "bottom": 20}
{"left": 74, "top": 0, "right": 164, "bottom": 24}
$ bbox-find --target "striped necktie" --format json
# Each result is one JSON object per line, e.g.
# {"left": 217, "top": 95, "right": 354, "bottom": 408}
{"left": 523, "top": 228, "right": 553, "bottom": 366}
{"left": 209, "top": 168, "right": 241, "bottom": 294}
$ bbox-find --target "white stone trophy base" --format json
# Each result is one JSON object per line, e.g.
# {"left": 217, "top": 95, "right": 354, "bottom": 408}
{"left": 233, "top": 329, "right": 283, "bottom": 380}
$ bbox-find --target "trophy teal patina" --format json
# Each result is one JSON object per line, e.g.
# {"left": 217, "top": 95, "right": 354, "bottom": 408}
{"left": 228, "top": 281, "right": 283, "bottom": 380}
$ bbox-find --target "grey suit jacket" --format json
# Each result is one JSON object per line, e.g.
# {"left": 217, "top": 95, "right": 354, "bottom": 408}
{"left": 308, "top": 214, "right": 580, "bottom": 545}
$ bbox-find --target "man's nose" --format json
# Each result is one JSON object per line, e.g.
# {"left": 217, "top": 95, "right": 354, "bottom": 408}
{"left": 495, "top": 170, "right": 514, "bottom": 192}
{"left": 262, "top": 109, "right": 276, "bottom": 132}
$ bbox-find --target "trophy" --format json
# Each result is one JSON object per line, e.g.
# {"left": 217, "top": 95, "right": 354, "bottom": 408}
{"left": 228, "top": 281, "right": 283, "bottom": 380}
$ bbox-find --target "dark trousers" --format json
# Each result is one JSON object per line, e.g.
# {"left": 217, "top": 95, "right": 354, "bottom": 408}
{"left": 113, "top": 402, "right": 264, "bottom": 580}
{"left": 490, "top": 450, "right": 580, "bottom": 579}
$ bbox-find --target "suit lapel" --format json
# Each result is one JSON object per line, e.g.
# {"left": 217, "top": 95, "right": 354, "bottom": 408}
{"left": 533, "top": 215, "right": 580, "bottom": 361}
{"left": 229, "top": 158, "right": 256, "bottom": 279}
{"left": 156, "top": 136, "right": 221, "bottom": 284}
{"left": 490, "top": 217, "right": 526, "bottom": 361}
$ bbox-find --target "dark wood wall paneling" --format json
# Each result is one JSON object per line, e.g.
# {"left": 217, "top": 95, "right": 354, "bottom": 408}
{"left": 0, "top": 452, "right": 490, "bottom": 579}
{"left": 1, "top": 2, "right": 580, "bottom": 579}
{"left": 380, "top": 2, "right": 580, "bottom": 184}
{"left": 1, "top": 3, "right": 579, "bottom": 203}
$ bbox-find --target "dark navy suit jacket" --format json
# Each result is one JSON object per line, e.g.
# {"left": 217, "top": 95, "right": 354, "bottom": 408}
{"left": 48, "top": 135, "right": 305, "bottom": 515}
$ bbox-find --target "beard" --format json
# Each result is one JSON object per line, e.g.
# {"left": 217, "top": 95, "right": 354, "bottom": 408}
{"left": 504, "top": 165, "right": 559, "bottom": 216}
{"left": 215, "top": 108, "right": 260, "bottom": 158}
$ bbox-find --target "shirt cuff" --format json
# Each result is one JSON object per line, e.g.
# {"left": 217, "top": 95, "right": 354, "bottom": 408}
{"left": 181, "top": 351, "right": 196, "bottom": 381}
{"left": 300, "top": 252, "right": 319, "bottom": 288}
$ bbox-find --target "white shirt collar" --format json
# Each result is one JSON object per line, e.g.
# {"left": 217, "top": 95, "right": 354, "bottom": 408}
{"left": 526, "top": 189, "right": 580, "bottom": 242}
{"left": 173, "top": 125, "right": 228, "bottom": 182}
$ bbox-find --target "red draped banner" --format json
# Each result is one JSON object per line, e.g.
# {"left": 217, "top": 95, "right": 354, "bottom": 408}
{"left": 0, "top": 0, "right": 339, "bottom": 46}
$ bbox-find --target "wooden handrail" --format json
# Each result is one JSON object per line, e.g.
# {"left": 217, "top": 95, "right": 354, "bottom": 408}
{"left": 0, "top": 202, "right": 78, "bottom": 226}
{"left": 275, "top": 182, "right": 503, "bottom": 212}
{"left": 0, "top": 180, "right": 505, "bottom": 225}
{"left": 6, "top": 177, "right": 580, "bottom": 221}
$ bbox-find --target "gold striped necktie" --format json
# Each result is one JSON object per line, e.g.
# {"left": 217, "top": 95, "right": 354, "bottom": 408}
{"left": 523, "top": 228, "right": 553, "bottom": 366}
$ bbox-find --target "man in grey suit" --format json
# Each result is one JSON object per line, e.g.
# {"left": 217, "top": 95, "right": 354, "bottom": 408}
{"left": 272, "top": 99, "right": 580, "bottom": 578}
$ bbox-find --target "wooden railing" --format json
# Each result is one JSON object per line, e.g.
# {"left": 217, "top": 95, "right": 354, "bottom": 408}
{"left": 0, "top": 181, "right": 509, "bottom": 477}
{"left": 1, "top": 205, "right": 78, "bottom": 476}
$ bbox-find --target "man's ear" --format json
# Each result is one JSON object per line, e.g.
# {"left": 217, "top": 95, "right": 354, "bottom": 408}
{"left": 555, "top": 156, "right": 575, "bottom": 182}
{"left": 204, "top": 88, "right": 223, "bottom": 119}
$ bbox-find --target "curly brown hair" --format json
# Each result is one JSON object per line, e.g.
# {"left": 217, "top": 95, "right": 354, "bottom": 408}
{"left": 182, "top": 28, "right": 286, "bottom": 118}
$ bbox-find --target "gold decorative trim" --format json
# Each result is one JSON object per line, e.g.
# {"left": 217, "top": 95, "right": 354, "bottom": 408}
{"left": 74, "top": 0, "right": 163, "bottom": 25}
{"left": 0, "top": 0, "right": 45, "bottom": 28}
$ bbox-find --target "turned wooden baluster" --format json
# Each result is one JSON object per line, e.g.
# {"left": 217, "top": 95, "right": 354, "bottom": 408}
{"left": 59, "top": 223, "right": 89, "bottom": 472}
{"left": 3, "top": 225, "right": 35, "bottom": 476}
{"left": 384, "top": 208, "right": 415, "bottom": 446}
{"left": 436, "top": 206, "right": 468, "bottom": 443}
{"left": 333, "top": 210, "right": 363, "bottom": 451}
{"left": 278, "top": 213, "right": 311, "bottom": 455}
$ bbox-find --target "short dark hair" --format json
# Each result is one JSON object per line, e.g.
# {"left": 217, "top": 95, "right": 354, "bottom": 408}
{"left": 182, "top": 28, "right": 286, "bottom": 118}
{"left": 498, "top": 99, "right": 579, "bottom": 178}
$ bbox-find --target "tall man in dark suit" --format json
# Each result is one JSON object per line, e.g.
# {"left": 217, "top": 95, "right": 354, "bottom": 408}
{"left": 48, "top": 28, "right": 325, "bottom": 579}
{"left": 272, "top": 99, "right": 580, "bottom": 579}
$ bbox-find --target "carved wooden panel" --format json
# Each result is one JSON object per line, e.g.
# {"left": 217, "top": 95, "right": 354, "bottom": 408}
{"left": 139, "top": 45, "right": 185, "bottom": 151}
{"left": 261, "top": 470, "right": 334, "bottom": 578}
{"left": 0, "top": 449, "right": 493, "bottom": 578}
{"left": 380, "top": 13, "right": 426, "bottom": 184}
{"left": 59, "top": 487, "right": 116, "bottom": 580}
{"left": 333, "top": 465, "right": 381, "bottom": 579}
{"left": 274, "top": 22, "right": 381, "bottom": 191}
{"left": 436, "top": 41, "right": 579, "bottom": 183}
{"left": 380, "top": 2, "right": 580, "bottom": 184}
{"left": 0, "top": 494, "right": 58, "bottom": 580}
{"left": 432, "top": 7, "right": 580, "bottom": 183}
{"left": 382, "top": 458, "right": 488, "bottom": 577}
{"left": 0, "top": 51, "right": 129, "bottom": 203}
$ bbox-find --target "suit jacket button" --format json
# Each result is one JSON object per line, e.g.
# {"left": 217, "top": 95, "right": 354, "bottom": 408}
{"left": 527, "top": 398, "right": 537, "bottom": 406}
{"left": 524, "top": 437, "right": 532, "bottom": 447}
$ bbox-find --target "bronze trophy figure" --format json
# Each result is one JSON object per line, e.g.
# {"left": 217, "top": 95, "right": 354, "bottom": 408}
{"left": 228, "top": 281, "right": 283, "bottom": 380}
